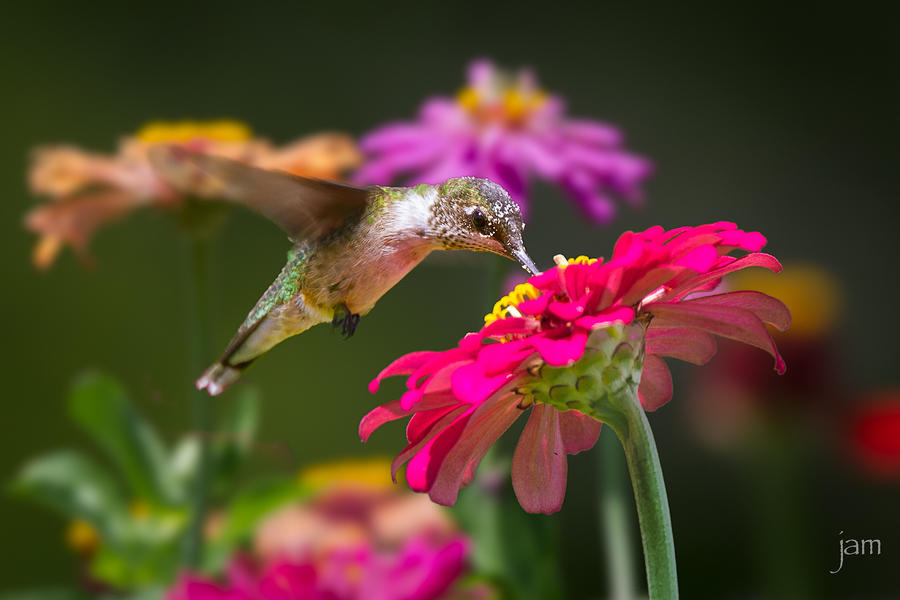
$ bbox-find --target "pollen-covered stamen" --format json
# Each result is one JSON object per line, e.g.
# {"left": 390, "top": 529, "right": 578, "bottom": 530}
{"left": 485, "top": 255, "right": 601, "bottom": 326}
{"left": 484, "top": 282, "right": 541, "bottom": 325}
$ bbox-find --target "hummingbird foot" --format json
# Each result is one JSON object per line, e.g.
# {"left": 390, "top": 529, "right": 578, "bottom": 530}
{"left": 332, "top": 304, "right": 360, "bottom": 339}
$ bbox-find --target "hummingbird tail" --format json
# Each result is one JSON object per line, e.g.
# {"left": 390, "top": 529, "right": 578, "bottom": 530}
{"left": 196, "top": 361, "right": 244, "bottom": 396}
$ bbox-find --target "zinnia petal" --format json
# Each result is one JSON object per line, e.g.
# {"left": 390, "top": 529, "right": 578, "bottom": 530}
{"left": 575, "top": 306, "right": 634, "bottom": 331}
{"left": 679, "top": 290, "right": 791, "bottom": 331}
{"left": 405, "top": 409, "right": 473, "bottom": 492}
{"left": 637, "top": 354, "right": 674, "bottom": 411}
{"left": 477, "top": 340, "right": 535, "bottom": 376}
{"left": 558, "top": 409, "right": 603, "bottom": 453}
{"left": 666, "top": 253, "right": 783, "bottom": 301}
{"left": 646, "top": 302, "right": 786, "bottom": 374}
{"left": 511, "top": 404, "right": 568, "bottom": 514}
{"left": 360, "top": 400, "right": 410, "bottom": 442}
{"left": 531, "top": 330, "right": 589, "bottom": 366}
{"left": 390, "top": 406, "right": 468, "bottom": 484}
{"left": 428, "top": 391, "right": 524, "bottom": 506}
{"left": 645, "top": 327, "right": 718, "bottom": 365}
{"left": 369, "top": 351, "right": 439, "bottom": 393}
{"left": 450, "top": 362, "right": 513, "bottom": 404}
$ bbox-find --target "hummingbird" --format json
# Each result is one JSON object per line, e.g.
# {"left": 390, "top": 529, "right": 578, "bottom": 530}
{"left": 150, "top": 146, "right": 539, "bottom": 396}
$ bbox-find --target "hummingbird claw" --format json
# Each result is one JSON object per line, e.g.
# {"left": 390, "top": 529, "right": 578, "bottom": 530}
{"left": 332, "top": 304, "right": 361, "bottom": 339}
{"left": 345, "top": 313, "right": 360, "bottom": 338}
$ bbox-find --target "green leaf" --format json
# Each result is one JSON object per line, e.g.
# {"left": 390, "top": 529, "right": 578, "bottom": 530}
{"left": 10, "top": 450, "right": 128, "bottom": 540}
{"left": 68, "top": 372, "right": 180, "bottom": 506}
{"left": 204, "top": 477, "right": 310, "bottom": 570}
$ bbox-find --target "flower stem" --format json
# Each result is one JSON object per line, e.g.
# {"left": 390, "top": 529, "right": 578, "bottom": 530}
{"left": 606, "top": 387, "right": 679, "bottom": 599}
{"left": 599, "top": 427, "right": 638, "bottom": 600}
{"left": 181, "top": 218, "right": 215, "bottom": 567}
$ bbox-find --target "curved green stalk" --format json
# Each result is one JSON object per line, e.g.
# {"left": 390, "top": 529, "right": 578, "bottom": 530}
{"left": 604, "top": 387, "right": 679, "bottom": 599}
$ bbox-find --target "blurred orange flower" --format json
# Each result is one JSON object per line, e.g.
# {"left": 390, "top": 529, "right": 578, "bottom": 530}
{"left": 25, "top": 120, "right": 361, "bottom": 268}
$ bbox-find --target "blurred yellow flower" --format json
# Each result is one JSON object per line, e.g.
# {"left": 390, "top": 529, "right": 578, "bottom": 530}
{"left": 729, "top": 264, "right": 841, "bottom": 337}
{"left": 25, "top": 120, "right": 362, "bottom": 269}
{"left": 299, "top": 456, "right": 395, "bottom": 491}
{"left": 136, "top": 119, "right": 252, "bottom": 144}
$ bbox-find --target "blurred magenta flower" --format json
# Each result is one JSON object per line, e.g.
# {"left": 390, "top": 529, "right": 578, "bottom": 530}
{"left": 850, "top": 393, "right": 900, "bottom": 478}
{"left": 174, "top": 458, "right": 480, "bottom": 600}
{"left": 25, "top": 120, "right": 361, "bottom": 268}
{"left": 362, "top": 223, "right": 789, "bottom": 513}
{"left": 169, "top": 536, "right": 468, "bottom": 600}
{"left": 354, "top": 59, "right": 652, "bottom": 222}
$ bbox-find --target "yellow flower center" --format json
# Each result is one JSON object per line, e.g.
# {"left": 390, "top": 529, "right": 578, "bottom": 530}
{"left": 136, "top": 119, "right": 252, "bottom": 143}
{"left": 456, "top": 85, "right": 548, "bottom": 126}
{"left": 484, "top": 282, "right": 541, "bottom": 326}
{"left": 484, "top": 256, "right": 598, "bottom": 325}
{"left": 299, "top": 457, "right": 395, "bottom": 491}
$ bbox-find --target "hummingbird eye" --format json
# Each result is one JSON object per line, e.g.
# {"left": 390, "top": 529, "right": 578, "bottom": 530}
{"left": 471, "top": 208, "right": 489, "bottom": 232}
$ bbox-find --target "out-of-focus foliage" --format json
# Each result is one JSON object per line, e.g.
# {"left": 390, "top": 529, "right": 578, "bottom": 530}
{"left": 9, "top": 373, "right": 307, "bottom": 591}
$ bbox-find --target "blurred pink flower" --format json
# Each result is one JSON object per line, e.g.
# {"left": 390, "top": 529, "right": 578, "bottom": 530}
{"left": 254, "top": 460, "right": 455, "bottom": 563}
{"left": 168, "top": 536, "right": 469, "bottom": 600}
{"left": 25, "top": 120, "right": 361, "bottom": 268}
{"left": 354, "top": 59, "right": 652, "bottom": 223}
{"left": 362, "top": 223, "right": 789, "bottom": 513}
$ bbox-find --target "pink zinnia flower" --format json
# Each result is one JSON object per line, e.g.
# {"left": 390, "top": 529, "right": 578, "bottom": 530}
{"left": 354, "top": 59, "right": 652, "bottom": 223}
{"left": 361, "top": 222, "right": 790, "bottom": 513}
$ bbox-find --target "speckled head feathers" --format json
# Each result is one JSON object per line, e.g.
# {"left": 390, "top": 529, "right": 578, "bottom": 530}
{"left": 430, "top": 177, "right": 538, "bottom": 274}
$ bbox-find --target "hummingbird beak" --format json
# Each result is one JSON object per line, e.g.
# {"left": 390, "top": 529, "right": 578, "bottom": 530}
{"left": 511, "top": 248, "right": 541, "bottom": 275}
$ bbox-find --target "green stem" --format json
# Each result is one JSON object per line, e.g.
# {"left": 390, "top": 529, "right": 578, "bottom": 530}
{"left": 605, "top": 387, "right": 678, "bottom": 599}
{"left": 600, "top": 427, "right": 638, "bottom": 600}
{"left": 181, "top": 229, "right": 214, "bottom": 567}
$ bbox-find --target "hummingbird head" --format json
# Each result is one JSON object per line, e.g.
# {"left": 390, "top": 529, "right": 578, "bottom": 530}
{"left": 430, "top": 177, "right": 540, "bottom": 275}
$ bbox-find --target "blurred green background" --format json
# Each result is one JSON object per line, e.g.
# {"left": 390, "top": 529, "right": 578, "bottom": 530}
{"left": 2, "top": 2, "right": 897, "bottom": 597}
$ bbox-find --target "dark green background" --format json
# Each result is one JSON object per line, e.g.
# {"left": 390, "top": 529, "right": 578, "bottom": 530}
{"left": 2, "top": 3, "right": 897, "bottom": 597}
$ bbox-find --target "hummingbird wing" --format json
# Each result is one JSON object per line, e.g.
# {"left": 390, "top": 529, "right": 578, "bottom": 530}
{"left": 148, "top": 145, "right": 370, "bottom": 241}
